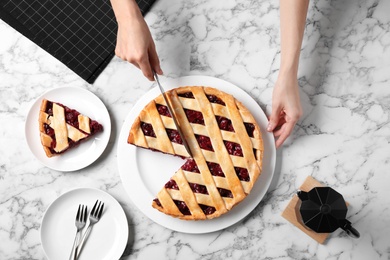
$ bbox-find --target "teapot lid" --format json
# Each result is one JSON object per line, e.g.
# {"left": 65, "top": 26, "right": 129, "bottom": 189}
{"left": 298, "top": 187, "right": 347, "bottom": 233}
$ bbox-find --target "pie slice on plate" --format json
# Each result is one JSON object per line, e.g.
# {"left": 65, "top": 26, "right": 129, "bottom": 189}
{"left": 39, "top": 99, "right": 103, "bottom": 157}
{"left": 128, "top": 86, "right": 263, "bottom": 220}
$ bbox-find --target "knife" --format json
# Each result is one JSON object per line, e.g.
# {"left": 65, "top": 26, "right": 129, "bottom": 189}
{"left": 153, "top": 71, "right": 193, "bottom": 158}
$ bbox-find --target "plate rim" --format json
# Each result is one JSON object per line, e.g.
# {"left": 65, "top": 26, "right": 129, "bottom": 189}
{"left": 25, "top": 86, "right": 111, "bottom": 172}
{"left": 40, "top": 187, "right": 128, "bottom": 260}
{"left": 117, "top": 75, "right": 276, "bottom": 233}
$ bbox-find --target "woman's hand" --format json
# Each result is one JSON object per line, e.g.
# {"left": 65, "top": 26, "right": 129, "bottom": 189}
{"left": 268, "top": 0, "right": 309, "bottom": 148}
{"left": 111, "top": 0, "right": 162, "bottom": 81}
{"left": 267, "top": 74, "right": 302, "bottom": 148}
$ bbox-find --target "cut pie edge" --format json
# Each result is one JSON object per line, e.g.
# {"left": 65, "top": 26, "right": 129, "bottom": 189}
{"left": 38, "top": 99, "right": 103, "bottom": 158}
{"left": 128, "top": 86, "right": 264, "bottom": 220}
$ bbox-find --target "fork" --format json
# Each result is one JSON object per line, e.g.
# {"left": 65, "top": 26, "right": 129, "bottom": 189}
{"left": 75, "top": 200, "right": 104, "bottom": 259}
{"left": 69, "top": 205, "right": 87, "bottom": 260}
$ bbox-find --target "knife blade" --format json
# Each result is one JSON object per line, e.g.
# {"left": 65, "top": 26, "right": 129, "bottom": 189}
{"left": 153, "top": 71, "right": 193, "bottom": 158}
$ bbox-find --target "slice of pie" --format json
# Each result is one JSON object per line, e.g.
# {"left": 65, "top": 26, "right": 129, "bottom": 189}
{"left": 39, "top": 99, "right": 103, "bottom": 157}
{"left": 128, "top": 86, "right": 263, "bottom": 220}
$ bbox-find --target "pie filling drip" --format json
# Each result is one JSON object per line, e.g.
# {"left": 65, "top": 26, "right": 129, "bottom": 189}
{"left": 44, "top": 101, "right": 102, "bottom": 154}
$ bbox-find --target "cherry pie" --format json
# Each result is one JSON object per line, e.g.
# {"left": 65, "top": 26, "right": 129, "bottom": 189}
{"left": 128, "top": 86, "right": 263, "bottom": 220}
{"left": 39, "top": 99, "right": 103, "bottom": 157}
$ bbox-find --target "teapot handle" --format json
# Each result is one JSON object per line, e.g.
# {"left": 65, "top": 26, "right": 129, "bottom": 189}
{"left": 340, "top": 219, "right": 360, "bottom": 238}
{"left": 297, "top": 190, "right": 309, "bottom": 201}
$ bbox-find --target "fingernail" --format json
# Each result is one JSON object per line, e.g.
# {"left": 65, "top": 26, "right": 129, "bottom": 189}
{"left": 267, "top": 123, "right": 272, "bottom": 131}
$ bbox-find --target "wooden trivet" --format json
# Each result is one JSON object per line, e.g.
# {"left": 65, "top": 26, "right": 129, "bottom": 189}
{"left": 281, "top": 176, "right": 329, "bottom": 244}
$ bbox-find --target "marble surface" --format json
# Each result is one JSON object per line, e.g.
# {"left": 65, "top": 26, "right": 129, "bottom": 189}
{"left": 1, "top": 0, "right": 390, "bottom": 259}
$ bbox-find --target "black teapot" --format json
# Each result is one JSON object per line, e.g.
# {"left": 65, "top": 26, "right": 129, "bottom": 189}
{"left": 297, "top": 187, "right": 360, "bottom": 238}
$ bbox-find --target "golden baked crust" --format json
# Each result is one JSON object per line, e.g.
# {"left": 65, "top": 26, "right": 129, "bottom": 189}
{"left": 128, "top": 86, "right": 263, "bottom": 220}
{"left": 38, "top": 99, "right": 103, "bottom": 158}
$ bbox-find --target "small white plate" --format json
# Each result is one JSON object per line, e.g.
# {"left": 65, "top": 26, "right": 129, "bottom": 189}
{"left": 25, "top": 86, "right": 111, "bottom": 172}
{"left": 117, "top": 75, "right": 276, "bottom": 233}
{"left": 40, "top": 188, "right": 128, "bottom": 260}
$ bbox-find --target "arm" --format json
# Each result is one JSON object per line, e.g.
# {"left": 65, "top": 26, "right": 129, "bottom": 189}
{"left": 267, "top": 0, "right": 309, "bottom": 148}
{"left": 110, "top": 0, "right": 163, "bottom": 80}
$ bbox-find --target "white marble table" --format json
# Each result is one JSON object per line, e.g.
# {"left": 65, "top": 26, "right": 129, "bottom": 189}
{"left": 1, "top": 0, "right": 389, "bottom": 259}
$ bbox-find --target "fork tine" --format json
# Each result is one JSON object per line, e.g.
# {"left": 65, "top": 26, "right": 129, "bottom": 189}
{"left": 76, "top": 204, "right": 81, "bottom": 221}
{"left": 90, "top": 200, "right": 98, "bottom": 216}
{"left": 97, "top": 203, "right": 104, "bottom": 218}
{"left": 93, "top": 201, "right": 101, "bottom": 217}
{"left": 83, "top": 206, "right": 88, "bottom": 223}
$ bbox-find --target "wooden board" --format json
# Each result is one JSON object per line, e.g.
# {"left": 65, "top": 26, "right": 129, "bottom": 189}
{"left": 281, "top": 176, "right": 329, "bottom": 244}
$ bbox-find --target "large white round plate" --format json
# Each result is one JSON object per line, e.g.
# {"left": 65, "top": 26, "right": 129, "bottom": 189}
{"left": 40, "top": 188, "right": 128, "bottom": 260}
{"left": 25, "top": 86, "right": 111, "bottom": 172}
{"left": 118, "top": 75, "right": 276, "bottom": 233}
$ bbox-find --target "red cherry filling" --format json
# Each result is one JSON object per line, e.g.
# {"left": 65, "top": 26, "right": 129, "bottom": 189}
{"left": 218, "top": 188, "right": 233, "bottom": 198}
{"left": 195, "top": 134, "right": 214, "bottom": 151}
{"left": 45, "top": 102, "right": 53, "bottom": 114}
{"left": 175, "top": 200, "right": 216, "bottom": 215}
{"left": 206, "top": 162, "right": 225, "bottom": 177}
{"left": 43, "top": 101, "right": 103, "bottom": 154}
{"left": 200, "top": 204, "right": 216, "bottom": 215}
{"left": 165, "top": 179, "right": 179, "bottom": 189}
{"left": 43, "top": 123, "right": 81, "bottom": 154}
{"left": 174, "top": 200, "right": 191, "bottom": 215}
{"left": 153, "top": 198, "right": 162, "bottom": 207}
{"left": 64, "top": 107, "right": 80, "bottom": 128}
{"left": 156, "top": 104, "right": 171, "bottom": 117}
{"left": 207, "top": 95, "right": 225, "bottom": 105}
{"left": 141, "top": 122, "right": 156, "bottom": 137}
{"left": 181, "top": 159, "right": 200, "bottom": 173}
{"left": 216, "top": 116, "right": 234, "bottom": 132}
{"left": 224, "top": 141, "right": 243, "bottom": 156}
{"left": 185, "top": 109, "right": 204, "bottom": 125}
{"left": 45, "top": 101, "right": 103, "bottom": 134}
{"left": 166, "top": 129, "right": 183, "bottom": 144}
{"left": 235, "top": 167, "right": 250, "bottom": 181}
{"left": 90, "top": 120, "right": 103, "bottom": 134}
{"left": 189, "top": 183, "right": 208, "bottom": 194}
{"left": 244, "top": 122, "right": 255, "bottom": 137}
{"left": 178, "top": 92, "right": 195, "bottom": 99}
{"left": 44, "top": 124, "right": 55, "bottom": 136}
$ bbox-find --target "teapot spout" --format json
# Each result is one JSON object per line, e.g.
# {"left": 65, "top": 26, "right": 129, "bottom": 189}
{"left": 297, "top": 190, "right": 309, "bottom": 201}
